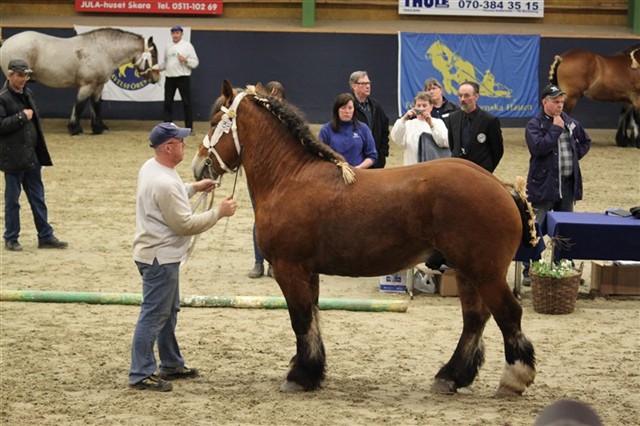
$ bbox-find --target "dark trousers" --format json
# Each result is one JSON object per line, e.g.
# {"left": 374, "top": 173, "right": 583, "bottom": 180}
{"left": 3, "top": 168, "right": 54, "bottom": 242}
{"left": 163, "top": 76, "right": 193, "bottom": 129}
{"left": 523, "top": 176, "right": 575, "bottom": 275}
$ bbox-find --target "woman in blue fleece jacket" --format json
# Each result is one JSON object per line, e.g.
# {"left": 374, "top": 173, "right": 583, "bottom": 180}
{"left": 318, "top": 93, "right": 378, "bottom": 168}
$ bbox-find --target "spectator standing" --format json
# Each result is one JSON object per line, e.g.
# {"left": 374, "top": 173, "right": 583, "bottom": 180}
{"left": 521, "top": 84, "right": 591, "bottom": 285}
{"left": 129, "top": 122, "right": 237, "bottom": 392}
{"left": 318, "top": 93, "right": 377, "bottom": 169}
{"left": 349, "top": 71, "right": 390, "bottom": 168}
{"left": 445, "top": 81, "right": 504, "bottom": 173}
{"left": 390, "top": 91, "right": 449, "bottom": 166}
{"left": 159, "top": 26, "right": 199, "bottom": 134}
{"left": 0, "top": 59, "right": 68, "bottom": 251}
{"left": 423, "top": 77, "right": 460, "bottom": 119}
{"left": 247, "top": 81, "right": 286, "bottom": 279}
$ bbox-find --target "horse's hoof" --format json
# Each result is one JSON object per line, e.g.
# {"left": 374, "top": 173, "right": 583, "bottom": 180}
{"left": 494, "top": 385, "right": 523, "bottom": 398}
{"left": 431, "top": 378, "right": 457, "bottom": 394}
{"left": 280, "top": 380, "right": 305, "bottom": 393}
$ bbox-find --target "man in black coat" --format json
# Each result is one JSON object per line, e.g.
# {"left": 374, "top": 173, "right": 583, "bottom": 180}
{"left": 350, "top": 70, "right": 390, "bottom": 169}
{"left": 445, "top": 81, "right": 504, "bottom": 173}
{"left": 0, "top": 59, "right": 68, "bottom": 251}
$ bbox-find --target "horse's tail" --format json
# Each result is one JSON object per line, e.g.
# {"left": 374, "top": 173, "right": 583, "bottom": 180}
{"left": 548, "top": 55, "right": 562, "bottom": 85}
{"left": 505, "top": 176, "right": 539, "bottom": 248}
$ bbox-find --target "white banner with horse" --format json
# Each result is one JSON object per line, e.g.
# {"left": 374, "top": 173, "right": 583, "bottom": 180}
{"left": 74, "top": 25, "right": 191, "bottom": 103}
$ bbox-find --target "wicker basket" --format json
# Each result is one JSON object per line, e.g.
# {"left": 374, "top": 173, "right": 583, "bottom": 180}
{"left": 530, "top": 271, "right": 581, "bottom": 315}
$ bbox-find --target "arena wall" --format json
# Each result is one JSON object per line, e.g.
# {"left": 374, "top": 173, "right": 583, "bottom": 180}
{"left": 0, "top": 26, "right": 636, "bottom": 128}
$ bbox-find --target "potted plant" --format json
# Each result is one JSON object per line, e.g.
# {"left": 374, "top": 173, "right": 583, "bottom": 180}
{"left": 529, "top": 238, "right": 582, "bottom": 315}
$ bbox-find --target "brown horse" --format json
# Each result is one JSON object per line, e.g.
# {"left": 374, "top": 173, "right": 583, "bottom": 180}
{"left": 549, "top": 44, "right": 640, "bottom": 147}
{"left": 192, "top": 80, "right": 538, "bottom": 396}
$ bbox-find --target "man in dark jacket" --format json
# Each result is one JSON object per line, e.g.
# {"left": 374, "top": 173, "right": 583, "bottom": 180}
{"left": 445, "top": 81, "right": 504, "bottom": 173}
{"left": 350, "top": 71, "right": 390, "bottom": 168}
{"left": 521, "top": 84, "right": 592, "bottom": 284}
{"left": 0, "top": 59, "right": 68, "bottom": 251}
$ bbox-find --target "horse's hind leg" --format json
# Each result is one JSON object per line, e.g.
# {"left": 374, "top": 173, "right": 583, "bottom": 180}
{"left": 476, "top": 276, "right": 537, "bottom": 396}
{"left": 432, "top": 274, "right": 491, "bottom": 394}
{"left": 278, "top": 269, "right": 326, "bottom": 392}
{"left": 90, "top": 86, "right": 109, "bottom": 135}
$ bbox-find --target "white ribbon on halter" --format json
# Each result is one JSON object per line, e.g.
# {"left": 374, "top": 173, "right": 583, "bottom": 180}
{"left": 136, "top": 38, "right": 154, "bottom": 74}
{"left": 204, "top": 91, "right": 246, "bottom": 174}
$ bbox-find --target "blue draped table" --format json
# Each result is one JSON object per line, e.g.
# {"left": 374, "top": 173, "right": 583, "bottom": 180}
{"left": 543, "top": 212, "right": 640, "bottom": 261}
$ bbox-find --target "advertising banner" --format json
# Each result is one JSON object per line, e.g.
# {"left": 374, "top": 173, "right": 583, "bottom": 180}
{"left": 398, "top": 33, "right": 540, "bottom": 118}
{"left": 75, "top": 25, "right": 192, "bottom": 102}
{"left": 75, "top": 0, "right": 222, "bottom": 15}
{"left": 398, "top": 0, "right": 543, "bottom": 18}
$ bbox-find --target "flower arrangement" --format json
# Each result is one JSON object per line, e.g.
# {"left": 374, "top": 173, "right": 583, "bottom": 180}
{"left": 530, "top": 258, "right": 579, "bottom": 279}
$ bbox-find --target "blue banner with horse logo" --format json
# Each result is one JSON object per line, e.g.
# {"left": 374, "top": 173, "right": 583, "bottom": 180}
{"left": 398, "top": 33, "right": 540, "bottom": 118}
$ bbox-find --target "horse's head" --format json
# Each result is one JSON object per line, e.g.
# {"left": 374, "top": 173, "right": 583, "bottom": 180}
{"left": 135, "top": 36, "right": 160, "bottom": 84}
{"left": 192, "top": 80, "right": 245, "bottom": 181}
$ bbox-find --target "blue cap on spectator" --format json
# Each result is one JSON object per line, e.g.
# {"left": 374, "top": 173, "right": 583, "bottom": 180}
{"left": 149, "top": 122, "right": 190, "bottom": 147}
{"left": 170, "top": 25, "right": 184, "bottom": 32}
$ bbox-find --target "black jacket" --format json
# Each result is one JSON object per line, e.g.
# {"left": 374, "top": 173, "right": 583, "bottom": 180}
{"left": 352, "top": 94, "right": 390, "bottom": 169}
{"left": 0, "top": 81, "right": 52, "bottom": 172}
{"left": 445, "top": 108, "right": 503, "bottom": 173}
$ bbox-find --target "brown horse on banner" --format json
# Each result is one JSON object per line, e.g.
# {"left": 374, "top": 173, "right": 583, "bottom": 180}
{"left": 192, "top": 80, "right": 538, "bottom": 396}
{"left": 549, "top": 44, "right": 640, "bottom": 148}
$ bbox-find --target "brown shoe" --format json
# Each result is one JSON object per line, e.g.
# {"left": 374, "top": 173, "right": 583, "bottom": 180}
{"left": 158, "top": 366, "right": 199, "bottom": 381}
{"left": 129, "top": 374, "right": 172, "bottom": 392}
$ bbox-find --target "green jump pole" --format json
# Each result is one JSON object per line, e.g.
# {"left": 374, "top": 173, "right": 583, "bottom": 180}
{"left": 1, "top": 290, "right": 408, "bottom": 313}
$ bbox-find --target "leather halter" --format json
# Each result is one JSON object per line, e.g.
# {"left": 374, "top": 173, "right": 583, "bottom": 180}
{"left": 202, "top": 92, "right": 246, "bottom": 176}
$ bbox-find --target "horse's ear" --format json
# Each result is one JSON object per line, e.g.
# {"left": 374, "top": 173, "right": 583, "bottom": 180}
{"left": 222, "top": 80, "right": 234, "bottom": 99}
{"left": 255, "top": 82, "right": 267, "bottom": 97}
{"left": 148, "top": 36, "right": 153, "bottom": 44}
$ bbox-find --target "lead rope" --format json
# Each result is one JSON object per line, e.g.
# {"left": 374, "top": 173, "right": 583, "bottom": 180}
{"left": 182, "top": 148, "right": 243, "bottom": 266}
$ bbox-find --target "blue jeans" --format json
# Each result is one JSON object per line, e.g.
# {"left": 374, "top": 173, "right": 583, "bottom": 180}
{"left": 129, "top": 259, "right": 184, "bottom": 384}
{"left": 3, "top": 168, "right": 54, "bottom": 242}
{"left": 523, "top": 176, "right": 575, "bottom": 276}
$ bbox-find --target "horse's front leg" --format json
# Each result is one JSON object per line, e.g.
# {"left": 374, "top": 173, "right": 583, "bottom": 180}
{"left": 432, "top": 273, "right": 490, "bottom": 394}
{"left": 68, "top": 86, "right": 93, "bottom": 135}
{"left": 89, "top": 85, "right": 109, "bottom": 135}
{"left": 276, "top": 267, "right": 326, "bottom": 392}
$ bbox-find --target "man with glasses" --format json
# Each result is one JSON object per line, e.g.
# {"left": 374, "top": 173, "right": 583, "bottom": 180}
{"left": 0, "top": 59, "right": 68, "bottom": 251}
{"left": 349, "top": 71, "right": 390, "bottom": 168}
{"left": 129, "top": 122, "right": 237, "bottom": 392}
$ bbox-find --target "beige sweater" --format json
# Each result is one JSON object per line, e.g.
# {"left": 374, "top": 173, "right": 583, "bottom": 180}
{"left": 133, "top": 158, "right": 219, "bottom": 265}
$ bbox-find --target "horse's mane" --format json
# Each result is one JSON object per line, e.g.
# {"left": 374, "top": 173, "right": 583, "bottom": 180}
{"left": 247, "top": 91, "right": 345, "bottom": 166}
{"left": 79, "top": 27, "right": 142, "bottom": 42}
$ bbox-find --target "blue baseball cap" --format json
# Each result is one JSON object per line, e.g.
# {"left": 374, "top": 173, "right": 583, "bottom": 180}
{"left": 149, "top": 122, "right": 190, "bottom": 147}
{"left": 170, "top": 25, "right": 184, "bottom": 32}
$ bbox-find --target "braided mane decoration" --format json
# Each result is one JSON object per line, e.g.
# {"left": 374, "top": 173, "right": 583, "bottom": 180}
{"left": 504, "top": 176, "right": 540, "bottom": 247}
{"left": 244, "top": 85, "right": 356, "bottom": 185}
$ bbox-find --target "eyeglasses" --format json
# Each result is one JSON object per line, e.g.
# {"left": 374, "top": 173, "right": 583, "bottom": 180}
{"left": 355, "top": 81, "right": 371, "bottom": 86}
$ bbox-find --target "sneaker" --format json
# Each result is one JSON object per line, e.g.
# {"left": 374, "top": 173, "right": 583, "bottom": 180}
{"left": 38, "top": 237, "right": 68, "bottom": 249}
{"left": 248, "top": 262, "right": 264, "bottom": 278}
{"left": 267, "top": 264, "right": 274, "bottom": 278}
{"left": 158, "top": 366, "right": 199, "bottom": 381}
{"left": 129, "top": 374, "right": 173, "bottom": 392}
{"left": 522, "top": 275, "right": 531, "bottom": 287}
{"left": 5, "top": 240, "right": 23, "bottom": 252}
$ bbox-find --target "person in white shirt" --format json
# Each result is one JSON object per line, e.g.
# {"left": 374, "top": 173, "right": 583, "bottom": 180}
{"left": 129, "top": 122, "right": 236, "bottom": 392}
{"left": 159, "top": 26, "right": 199, "bottom": 133}
{"left": 390, "top": 91, "right": 449, "bottom": 166}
